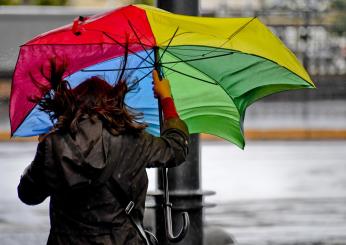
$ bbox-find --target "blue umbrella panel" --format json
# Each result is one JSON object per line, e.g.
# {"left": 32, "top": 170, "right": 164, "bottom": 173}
{"left": 14, "top": 50, "right": 160, "bottom": 137}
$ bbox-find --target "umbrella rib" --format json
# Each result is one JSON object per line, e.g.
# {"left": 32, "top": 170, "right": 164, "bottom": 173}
{"left": 162, "top": 49, "right": 221, "bottom": 85}
{"left": 23, "top": 42, "right": 153, "bottom": 47}
{"left": 127, "top": 20, "right": 155, "bottom": 64}
{"left": 81, "top": 65, "right": 154, "bottom": 72}
{"left": 125, "top": 50, "right": 155, "bottom": 80}
{"left": 228, "top": 16, "right": 257, "bottom": 40}
{"left": 158, "top": 31, "right": 193, "bottom": 46}
{"left": 101, "top": 31, "right": 155, "bottom": 65}
{"left": 157, "top": 19, "right": 256, "bottom": 61}
{"left": 81, "top": 50, "right": 155, "bottom": 73}
{"left": 132, "top": 69, "right": 153, "bottom": 85}
{"left": 161, "top": 49, "right": 244, "bottom": 122}
{"left": 161, "top": 49, "right": 207, "bottom": 80}
{"left": 86, "top": 27, "right": 154, "bottom": 48}
{"left": 158, "top": 27, "right": 180, "bottom": 64}
{"left": 126, "top": 55, "right": 153, "bottom": 78}
{"left": 166, "top": 46, "right": 228, "bottom": 52}
{"left": 156, "top": 16, "right": 257, "bottom": 55}
{"left": 121, "top": 11, "right": 155, "bottom": 46}
{"left": 116, "top": 42, "right": 129, "bottom": 83}
{"left": 161, "top": 64, "right": 216, "bottom": 85}
{"left": 157, "top": 31, "right": 229, "bottom": 47}
{"left": 161, "top": 51, "right": 236, "bottom": 65}
{"left": 198, "top": 17, "right": 257, "bottom": 57}
{"left": 166, "top": 47, "right": 229, "bottom": 58}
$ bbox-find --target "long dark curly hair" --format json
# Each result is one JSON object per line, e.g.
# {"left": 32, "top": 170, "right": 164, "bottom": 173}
{"left": 30, "top": 58, "right": 147, "bottom": 136}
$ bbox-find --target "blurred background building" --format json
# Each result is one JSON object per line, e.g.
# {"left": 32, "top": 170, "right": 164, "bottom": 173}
{"left": 1, "top": 0, "right": 345, "bottom": 140}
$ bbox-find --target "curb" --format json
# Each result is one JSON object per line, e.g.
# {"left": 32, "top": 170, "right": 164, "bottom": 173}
{"left": 202, "top": 129, "right": 346, "bottom": 141}
{"left": 2, "top": 130, "right": 346, "bottom": 142}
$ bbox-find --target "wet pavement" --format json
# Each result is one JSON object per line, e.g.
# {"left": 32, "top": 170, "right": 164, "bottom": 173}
{"left": 202, "top": 141, "right": 346, "bottom": 245}
{"left": 0, "top": 140, "right": 345, "bottom": 244}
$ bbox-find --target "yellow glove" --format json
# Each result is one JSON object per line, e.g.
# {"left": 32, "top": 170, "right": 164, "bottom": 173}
{"left": 152, "top": 70, "right": 172, "bottom": 99}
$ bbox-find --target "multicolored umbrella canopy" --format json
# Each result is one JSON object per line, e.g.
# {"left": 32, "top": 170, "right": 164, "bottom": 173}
{"left": 10, "top": 4, "right": 314, "bottom": 148}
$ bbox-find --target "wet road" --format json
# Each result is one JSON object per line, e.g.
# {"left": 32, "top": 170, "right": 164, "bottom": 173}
{"left": 0, "top": 140, "right": 345, "bottom": 244}
{"left": 201, "top": 141, "right": 346, "bottom": 245}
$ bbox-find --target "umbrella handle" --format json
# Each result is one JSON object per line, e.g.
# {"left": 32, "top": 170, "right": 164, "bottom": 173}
{"left": 164, "top": 202, "right": 190, "bottom": 243}
{"left": 161, "top": 168, "right": 190, "bottom": 243}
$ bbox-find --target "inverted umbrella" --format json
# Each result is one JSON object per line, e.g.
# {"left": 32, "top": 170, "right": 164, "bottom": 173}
{"left": 10, "top": 4, "right": 315, "bottom": 149}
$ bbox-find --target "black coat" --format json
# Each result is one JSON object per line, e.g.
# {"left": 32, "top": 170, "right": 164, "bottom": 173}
{"left": 18, "top": 117, "right": 189, "bottom": 245}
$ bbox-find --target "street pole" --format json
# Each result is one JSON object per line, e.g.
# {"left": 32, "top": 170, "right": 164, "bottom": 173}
{"left": 156, "top": 0, "right": 199, "bottom": 15}
{"left": 154, "top": 1, "right": 204, "bottom": 245}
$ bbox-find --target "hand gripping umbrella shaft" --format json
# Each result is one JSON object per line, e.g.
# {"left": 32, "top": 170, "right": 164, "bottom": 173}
{"left": 154, "top": 47, "right": 190, "bottom": 243}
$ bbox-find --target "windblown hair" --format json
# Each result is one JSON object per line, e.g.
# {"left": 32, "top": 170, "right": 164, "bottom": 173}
{"left": 30, "top": 59, "right": 147, "bottom": 136}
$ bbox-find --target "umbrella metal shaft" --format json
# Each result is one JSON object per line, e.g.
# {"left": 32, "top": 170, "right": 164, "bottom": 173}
{"left": 154, "top": 2, "right": 202, "bottom": 245}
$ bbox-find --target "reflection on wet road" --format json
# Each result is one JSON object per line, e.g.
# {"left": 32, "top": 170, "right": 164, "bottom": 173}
{"left": 0, "top": 141, "right": 345, "bottom": 244}
{"left": 202, "top": 141, "right": 346, "bottom": 245}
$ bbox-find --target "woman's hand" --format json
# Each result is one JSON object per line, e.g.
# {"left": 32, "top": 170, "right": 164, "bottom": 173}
{"left": 152, "top": 70, "right": 172, "bottom": 99}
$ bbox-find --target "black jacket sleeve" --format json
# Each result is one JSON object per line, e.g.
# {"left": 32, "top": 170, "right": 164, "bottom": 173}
{"left": 145, "top": 117, "right": 189, "bottom": 168}
{"left": 17, "top": 140, "right": 50, "bottom": 205}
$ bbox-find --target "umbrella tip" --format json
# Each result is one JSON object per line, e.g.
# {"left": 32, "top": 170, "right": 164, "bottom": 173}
{"left": 72, "top": 16, "right": 86, "bottom": 36}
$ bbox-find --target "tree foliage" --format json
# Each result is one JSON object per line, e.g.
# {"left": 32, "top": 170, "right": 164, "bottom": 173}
{"left": 331, "top": 0, "right": 346, "bottom": 10}
{"left": 330, "top": 0, "right": 346, "bottom": 36}
{"left": 132, "top": 0, "right": 154, "bottom": 6}
{"left": 34, "top": 0, "right": 67, "bottom": 5}
{"left": 0, "top": 0, "right": 20, "bottom": 5}
{"left": 0, "top": 0, "right": 67, "bottom": 5}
